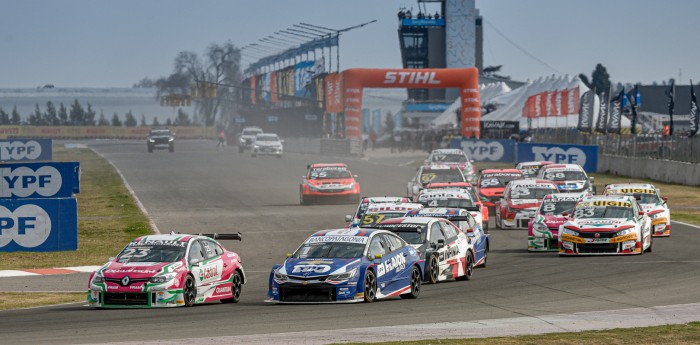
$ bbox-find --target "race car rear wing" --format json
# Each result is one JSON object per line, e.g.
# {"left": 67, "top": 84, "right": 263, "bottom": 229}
{"left": 200, "top": 232, "right": 243, "bottom": 241}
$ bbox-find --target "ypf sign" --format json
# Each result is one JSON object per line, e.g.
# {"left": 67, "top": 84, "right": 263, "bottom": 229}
{"left": 0, "top": 198, "right": 78, "bottom": 252}
{"left": 455, "top": 139, "right": 515, "bottom": 163}
{"left": 0, "top": 139, "right": 52, "bottom": 162}
{"left": 0, "top": 162, "right": 80, "bottom": 198}
{"left": 517, "top": 143, "right": 599, "bottom": 172}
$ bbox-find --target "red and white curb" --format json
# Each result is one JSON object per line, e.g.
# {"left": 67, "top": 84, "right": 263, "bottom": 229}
{"left": 0, "top": 266, "right": 100, "bottom": 278}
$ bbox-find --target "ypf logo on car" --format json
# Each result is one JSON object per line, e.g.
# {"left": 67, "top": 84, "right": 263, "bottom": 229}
{"left": 0, "top": 166, "right": 63, "bottom": 198}
{"left": 0, "top": 205, "right": 51, "bottom": 248}
{"left": 0, "top": 140, "right": 42, "bottom": 161}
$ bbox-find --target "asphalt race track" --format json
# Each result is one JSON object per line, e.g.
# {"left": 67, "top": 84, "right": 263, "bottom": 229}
{"left": 1, "top": 140, "right": 700, "bottom": 344}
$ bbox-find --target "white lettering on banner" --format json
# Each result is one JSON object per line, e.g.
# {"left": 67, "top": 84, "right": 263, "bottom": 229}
{"left": 462, "top": 89, "right": 478, "bottom": 94}
{"left": 377, "top": 255, "right": 406, "bottom": 278}
{"left": 463, "top": 107, "right": 481, "bottom": 112}
{"left": 345, "top": 107, "right": 361, "bottom": 113}
{"left": 0, "top": 166, "right": 62, "bottom": 198}
{"left": 0, "top": 141, "right": 42, "bottom": 161}
{"left": 532, "top": 147, "right": 587, "bottom": 166}
{"left": 383, "top": 71, "right": 441, "bottom": 85}
{"left": 462, "top": 141, "right": 505, "bottom": 161}
{"left": 0, "top": 204, "right": 51, "bottom": 248}
{"left": 346, "top": 117, "right": 361, "bottom": 123}
{"left": 345, "top": 98, "right": 361, "bottom": 104}
{"left": 462, "top": 98, "right": 479, "bottom": 103}
{"left": 346, "top": 88, "right": 361, "bottom": 94}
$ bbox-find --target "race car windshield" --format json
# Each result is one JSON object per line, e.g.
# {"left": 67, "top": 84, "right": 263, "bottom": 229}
{"left": 480, "top": 174, "right": 522, "bottom": 188}
{"left": 520, "top": 165, "right": 543, "bottom": 178}
{"left": 509, "top": 187, "right": 558, "bottom": 199}
{"left": 256, "top": 135, "right": 279, "bottom": 142}
{"left": 539, "top": 200, "right": 578, "bottom": 216}
{"left": 150, "top": 130, "right": 171, "bottom": 136}
{"left": 633, "top": 194, "right": 659, "bottom": 204}
{"left": 432, "top": 154, "right": 467, "bottom": 163}
{"left": 392, "top": 229, "right": 427, "bottom": 244}
{"left": 359, "top": 213, "right": 406, "bottom": 227}
{"left": 294, "top": 242, "right": 366, "bottom": 259}
{"left": 420, "top": 170, "right": 465, "bottom": 185}
{"left": 423, "top": 198, "right": 475, "bottom": 209}
{"left": 309, "top": 169, "right": 351, "bottom": 179}
{"left": 544, "top": 171, "right": 587, "bottom": 181}
{"left": 116, "top": 245, "right": 186, "bottom": 263}
{"left": 573, "top": 206, "right": 634, "bottom": 219}
{"left": 242, "top": 129, "right": 262, "bottom": 136}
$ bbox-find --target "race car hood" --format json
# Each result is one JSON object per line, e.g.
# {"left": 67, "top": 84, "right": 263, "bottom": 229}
{"left": 567, "top": 218, "right": 633, "bottom": 232}
{"left": 480, "top": 188, "right": 504, "bottom": 197}
{"left": 553, "top": 180, "right": 586, "bottom": 191}
{"left": 534, "top": 214, "right": 566, "bottom": 229}
{"left": 101, "top": 261, "right": 175, "bottom": 279}
{"left": 306, "top": 178, "right": 354, "bottom": 187}
{"left": 509, "top": 199, "right": 540, "bottom": 209}
{"left": 281, "top": 258, "right": 361, "bottom": 278}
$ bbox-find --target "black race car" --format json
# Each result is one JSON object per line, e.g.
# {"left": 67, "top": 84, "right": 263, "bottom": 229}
{"left": 147, "top": 128, "right": 175, "bottom": 153}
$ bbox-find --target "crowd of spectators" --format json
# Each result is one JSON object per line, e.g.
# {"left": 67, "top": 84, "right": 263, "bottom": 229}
{"left": 397, "top": 9, "right": 441, "bottom": 20}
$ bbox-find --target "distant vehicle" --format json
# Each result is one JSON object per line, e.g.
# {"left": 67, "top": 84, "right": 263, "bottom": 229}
{"left": 424, "top": 182, "right": 490, "bottom": 230}
{"left": 251, "top": 133, "right": 284, "bottom": 158}
{"left": 477, "top": 169, "right": 524, "bottom": 208}
{"left": 527, "top": 192, "right": 587, "bottom": 252}
{"left": 267, "top": 228, "right": 422, "bottom": 303}
{"left": 495, "top": 179, "right": 558, "bottom": 229}
{"left": 559, "top": 195, "right": 653, "bottom": 256}
{"left": 417, "top": 188, "right": 486, "bottom": 232}
{"left": 147, "top": 128, "right": 175, "bottom": 153}
{"left": 238, "top": 126, "right": 263, "bottom": 153}
{"left": 516, "top": 161, "right": 553, "bottom": 178}
{"left": 88, "top": 232, "right": 245, "bottom": 308}
{"left": 603, "top": 183, "right": 670, "bottom": 237}
{"left": 408, "top": 165, "right": 466, "bottom": 201}
{"left": 537, "top": 164, "right": 596, "bottom": 194}
{"left": 355, "top": 202, "right": 424, "bottom": 228}
{"left": 345, "top": 196, "right": 412, "bottom": 227}
{"left": 300, "top": 163, "right": 361, "bottom": 205}
{"left": 425, "top": 149, "right": 478, "bottom": 183}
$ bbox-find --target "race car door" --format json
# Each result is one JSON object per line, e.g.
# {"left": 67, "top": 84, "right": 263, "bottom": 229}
{"left": 369, "top": 234, "right": 407, "bottom": 296}
{"left": 438, "top": 221, "right": 464, "bottom": 279}
{"left": 428, "top": 222, "right": 452, "bottom": 281}
{"left": 189, "top": 240, "right": 224, "bottom": 299}
{"left": 460, "top": 215, "right": 486, "bottom": 262}
{"left": 201, "top": 238, "right": 234, "bottom": 298}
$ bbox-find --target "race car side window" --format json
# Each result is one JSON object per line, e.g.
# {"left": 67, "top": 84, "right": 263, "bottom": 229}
{"left": 188, "top": 240, "right": 206, "bottom": 265}
{"left": 429, "top": 223, "right": 446, "bottom": 245}
{"left": 383, "top": 234, "right": 405, "bottom": 253}
{"left": 203, "top": 239, "right": 223, "bottom": 258}
{"left": 368, "top": 236, "right": 388, "bottom": 257}
{"left": 440, "top": 221, "right": 458, "bottom": 239}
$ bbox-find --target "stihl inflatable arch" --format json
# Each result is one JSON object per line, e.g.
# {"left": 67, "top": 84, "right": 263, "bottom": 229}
{"left": 341, "top": 68, "right": 480, "bottom": 138}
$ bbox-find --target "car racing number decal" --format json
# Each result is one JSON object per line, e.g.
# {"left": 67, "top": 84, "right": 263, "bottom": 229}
{"left": 573, "top": 208, "right": 595, "bottom": 218}
{"left": 421, "top": 173, "right": 437, "bottom": 184}
{"left": 541, "top": 203, "right": 557, "bottom": 213}
{"left": 545, "top": 172, "right": 566, "bottom": 180}
{"left": 480, "top": 178, "right": 499, "bottom": 188}
{"left": 310, "top": 171, "right": 328, "bottom": 178}
{"left": 362, "top": 214, "right": 386, "bottom": 226}
{"left": 119, "top": 247, "right": 151, "bottom": 259}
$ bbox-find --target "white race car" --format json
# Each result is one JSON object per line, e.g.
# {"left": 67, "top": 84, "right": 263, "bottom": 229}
{"left": 356, "top": 202, "right": 424, "bottom": 228}
{"left": 345, "top": 196, "right": 412, "bottom": 226}
{"left": 603, "top": 183, "right": 670, "bottom": 237}
{"left": 559, "top": 195, "right": 653, "bottom": 256}
{"left": 417, "top": 188, "right": 484, "bottom": 230}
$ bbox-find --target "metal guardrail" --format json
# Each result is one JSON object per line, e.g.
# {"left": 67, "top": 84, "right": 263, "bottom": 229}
{"left": 530, "top": 129, "right": 700, "bottom": 164}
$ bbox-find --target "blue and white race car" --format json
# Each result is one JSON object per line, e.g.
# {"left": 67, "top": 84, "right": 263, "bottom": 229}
{"left": 267, "top": 228, "right": 423, "bottom": 303}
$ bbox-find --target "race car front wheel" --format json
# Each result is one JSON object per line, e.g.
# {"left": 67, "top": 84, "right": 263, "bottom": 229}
{"left": 183, "top": 275, "right": 196, "bottom": 307}
{"left": 364, "top": 270, "right": 377, "bottom": 303}
{"left": 221, "top": 271, "right": 242, "bottom": 304}
{"left": 400, "top": 266, "right": 421, "bottom": 299}
{"left": 427, "top": 255, "right": 439, "bottom": 284}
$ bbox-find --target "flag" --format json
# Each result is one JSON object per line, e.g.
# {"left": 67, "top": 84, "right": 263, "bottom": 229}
{"left": 577, "top": 90, "right": 594, "bottom": 132}
{"left": 628, "top": 85, "right": 640, "bottom": 135}
{"left": 595, "top": 90, "right": 609, "bottom": 133}
{"left": 665, "top": 80, "right": 675, "bottom": 136}
{"left": 607, "top": 88, "right": 624, "bottom": 134}
{"left": 690, "top": 81, "right": 699, "bottom": 137}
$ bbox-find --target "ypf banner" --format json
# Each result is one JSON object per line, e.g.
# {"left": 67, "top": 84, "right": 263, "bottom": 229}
{"left": 0, "top": 162, "right": 80, "bottom": 198}
{"left": 0, "top": 198, "right": 77, "bottom": 252}
{"left": 517, "top": 143, "right": 598, "bottom": 172}
{"left": 0, "top": 139, "right": 52, "bottom": 162}
{"left": 452, "top": 139, "right": 515, "bottom": 162}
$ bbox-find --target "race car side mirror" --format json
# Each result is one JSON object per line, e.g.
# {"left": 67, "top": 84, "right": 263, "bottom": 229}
{"left": 562, "top": 212, "right": 568, "bottom": 217}
{"left": 662, "top": 196, "right": 668, "bottom": 202}
{"left": 286, "top": 253, "right": 292, "bottom": 258}
{"left": 344, "top": 215, "right": 353, "bottom": 222}
{"left": 354, "top": 175, "right": 358, "bottom": 178}
{"left": 589, "top": 177, "right": 595, "bottom": 183}
{"left": 108, "top": 257, "right": 115, "bottom": 262}
{"left": 638, "top": 211, "right": 645, "bottom": 216}
{"left": 437, "top": 239, "right": 445, "bottom": 248}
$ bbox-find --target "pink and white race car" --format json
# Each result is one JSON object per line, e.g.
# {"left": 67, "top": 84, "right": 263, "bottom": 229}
{"left": 495, "top": 179, "right": 558, "bottom": 229}
{"left": 527, "top": 193, "right": 587, "bottom": 251}
{"left": 88, "top": 233, "right": 245, "bottom": 308}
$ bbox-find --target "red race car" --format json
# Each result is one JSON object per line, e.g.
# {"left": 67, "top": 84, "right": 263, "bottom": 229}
{"left": 300, "top": 163, "right": 361, "bottom": 205}
{"left": 477, "top": 169, "right": 524, "bottom": 208}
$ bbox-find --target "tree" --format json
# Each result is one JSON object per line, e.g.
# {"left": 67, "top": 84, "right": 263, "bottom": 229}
{"left": 133, "top": 77, "right": 156, "bottom": 88}
{"left": 140, "top": 114, "right": 147, "bottom": 126}
{"left": 165, "top": 118, "right": 173, "bottom": 126}
{"left": 10, "top": 106, "right": 21, "bottom": 125}
{"left": 384, "top": 111, "right": 395, "bottom": 135}
{"left": 45, "top": 101, "right": 59, "bottom": 125}
{"left": 0, "top": 108, "right": 9, "bottom": 125}
{"left": 69, "top": 99, "right": 84, "bottom": 125}
{"left": 84, "top": 103, "right": 96, "bottom": 126}
{"left": 152, "top": 116, "right": 160, "bottom": 126}
{"left": 482, "top": 65, "right": 511, "bottom": 80}
{"left": 97, "top": 111, "right": 109, "bottom": 126}
{"left": 28, "top": 104, "right": 43, "bottom": 125}
{"left": 111, "top": 113, "right": 122, "bottom": 127}
{"left": 174, "top": 108, "right": 191, "bottom": 126}
{"left": 124, "top": 110, "right": 137, "bottom": 127}
{"left": 58, "top": 103, "right": 68, "bottom": 125}
{"left": 580, "top": 63, "right": 611, "bottom": 94}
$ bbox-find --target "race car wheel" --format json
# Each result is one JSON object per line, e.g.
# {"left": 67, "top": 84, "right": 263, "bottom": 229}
{"left": 169, "top": 144, "right": 174, "bottom": 152}
{"left": 481, "top": 246, "right": 489, "bottom": 268}
{"left": 363, "top": 270, "right": 377, "bottom": 303}
{"left": 221, "top": 271, "right": 242, "bottom": 304}
{"left": 645, "top": 235, "right": 653, "bottom": 253}
{"left": 147, "top": 145, "right": 153, "bottom": 153}
{"left": 483, "top": 221, "right": 489, "bottom": 233}
{"left": 183, "top": 275, "right": 196, "bottom": 307}
{"left": 465, "top": 252, "right": 475, "bottom": 280}
{"left": 427, "top": 255, "right": 439, "bottom": 284}
{"left": 400, "top": 266, "right": 421, "bottom": 299}
{"left": 238, "top": 146, "right": 244, "bottom": 153}
{"left": 251, "top": 153, "right": 256, "bottom": 158}
{"left": 299, "top": 188, "right": 307, "bottom": 205}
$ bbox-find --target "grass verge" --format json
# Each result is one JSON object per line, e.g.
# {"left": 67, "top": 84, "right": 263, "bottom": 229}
{"left": 0, "top": 292, "right": 85, "bottom": 310}
{"left": 0, "top": 147, "right": 152, "bottom": 270}
{"left": 336, "top": 322, "right": 700, "bottom": 345}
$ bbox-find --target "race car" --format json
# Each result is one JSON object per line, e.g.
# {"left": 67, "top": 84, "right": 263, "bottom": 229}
{"left": 146, "top": 127, "right": 175, "bottom": 153}
{"left": 417, "top": 188, "right": 485, "bottom": 231}
{"left": 374, "top": 216, "right": 476, "bottom": 284}
{"left": 405, "top": 208, "right": 489, "bottom": 268}
{"left": 538, "top": 164, "right": 596, "bottom": 194}
{"left": 516, "top": 161, "right": 553, "bottom": 178}
{"left": 477, "top": 169, "right": 524, "bottom": 208}
{"left": 603, "top": 183, "right": 670, "bottom": 237}
{"left": 527, "top": 193, "right": 587, "bottom": 251}
{"left": 345, "top": 196, "right": 412, "bottom": 226}
{"left": 88, "top": 232, "right": 245, "bottom": 308}
{"left": 425, "top": 182, "right": 490, "bottom": 229}
{"left": 495, "top": 179, "right": 558, "bottom": 229}
{"left": 267, "top": 228, "right": 422, "bottom": 303}
{"left": 300, "top": 163, "right": 361, "bottom": 205}
{"left": 559, "top": 195, "right": 653, "bottom": 256}
{"left": 425, "top": 149, "right": 478, "bottom": 183}
{"left": 238, "top": 126, "right": 263, "bottom": 152}
{"left": 408, "top": 165, "right": 466, "bottom": 201}
{"left": 355, "top": 202, "right": 424, "bottom": 228}
{"left": 251, "top": 133, "right": 283, "bottom": 158}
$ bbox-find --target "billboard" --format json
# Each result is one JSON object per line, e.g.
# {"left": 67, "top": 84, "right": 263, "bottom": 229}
{"left": 0, "top": 162, "right": 80, "bottom": 198}
{"left": 452, "top": 139, "right": 515, "bottom": 162}
{"left": 294, "top": 60, "right": 315, "bottom": 97}
{"left": 0, "top": 138, "right": 52, "bottom": 162}
{"left": 0, "top": 198, "right": 78, "bottom": 252}
{"left": 517, "top": 143, "right": 599, "bottom": 172}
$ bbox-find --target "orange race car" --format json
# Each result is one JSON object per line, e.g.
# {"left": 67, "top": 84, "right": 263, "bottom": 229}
{"left": 299, "top": 163, "right": 361, "bottom": 205}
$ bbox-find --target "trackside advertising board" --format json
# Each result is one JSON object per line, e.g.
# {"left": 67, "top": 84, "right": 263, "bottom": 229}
{"left": 0, "top": 162, "right": 80, "bottom": 198}
{"left": 0, "top": 198, "right": 78, "bottom": 252}
{"left": 517, "top": 143, "right": 598, "bottom": 172}
{"left": 451, "top": 139, "right": 515, "bottom": 162}
{"left": 0, "top": 138, "right": 52, "bottom": 162}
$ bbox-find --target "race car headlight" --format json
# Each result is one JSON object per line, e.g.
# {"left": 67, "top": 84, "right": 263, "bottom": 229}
{"left": 273, "top": 270, "right": 288, "bottom": 283}
{"left": 148, "top": 139, "right": 155, "bottom": 142}
{"left": 532, "top": 223, "right": 548, "bottom": 232}
{"left": 308, "top": 184, "right": 321, "bottom": 191}
{"left": 253, "top": 145, "right": 260, "bottom": 149}
{"left": 168, "top": 137, "right": 174, "bottom": 142}
{"left": 562, "top": 228, "right": 579, "bottom": 236}
{"left": 343, "top": 182, "right": 355, "bottom": 191}
{"left": 615, "top": 229, "right": 633, "bottom": 237}
{"left": 327, "top": 267, "right": 358, "bottom": 283}
{"left": 149, "top": 273, "right": 177, "bottom": 284}
{"left": 239, "top": 138, "right": 245, "bottom": 143}
{"left": 91, "top": 273, "right": 104, "bottom": 284}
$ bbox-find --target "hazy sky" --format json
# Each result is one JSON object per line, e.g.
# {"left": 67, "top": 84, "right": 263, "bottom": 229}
{"left": 2, "top": 0, "right": 698, "bottom": 88}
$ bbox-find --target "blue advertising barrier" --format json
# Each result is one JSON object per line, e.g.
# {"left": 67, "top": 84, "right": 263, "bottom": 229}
{"left": 404, "top": 103, "right": 450, "bottom": 112}
{"left": 0, "top": 161, "right": 80, "bottom": 198}
{"left": 0, "top": 138, "right": 52, "bottom": 162}
{"left": 517, "top": 143, "right": 599, "bottom": 172}
{"left": 451, "top": 139, "right": 516, "bottom": 163}
{"left": 0, "top": 198, "right": 78, "bottom": 252}
{"left": 401, "top": 18, "right": 446, "bottom": 27}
